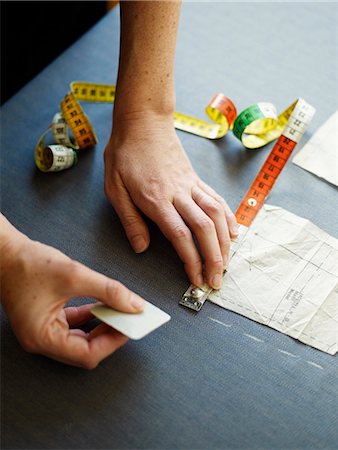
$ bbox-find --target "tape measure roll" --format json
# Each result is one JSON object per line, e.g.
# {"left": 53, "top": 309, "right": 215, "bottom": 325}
{"left": 35, "top": 81, "right": 312, "bottom": 173}
{"left": 235, "top": 98, "right": 315, "bottom": 227}
{"left": 35, "top": 82, "right": 111, "bottom": 172}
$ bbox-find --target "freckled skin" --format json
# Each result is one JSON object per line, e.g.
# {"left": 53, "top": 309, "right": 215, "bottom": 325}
{"left": 105, "top": 1, "right": 238, "bottom": 289}
{"left": 113, "top": 1, "right": 181, "bottom": 118}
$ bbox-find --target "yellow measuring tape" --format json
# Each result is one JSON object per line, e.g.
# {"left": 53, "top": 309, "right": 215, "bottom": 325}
{"left": 35, "top": 81, "right": 305, "bottom": 171}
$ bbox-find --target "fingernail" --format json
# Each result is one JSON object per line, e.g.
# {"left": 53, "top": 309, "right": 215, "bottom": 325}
{"left": 212, "top": 273, "right": 222, "bottom": 289}
{"left": 223, "top": 256, "right": 229, "bottom": 270}
{"left": 132, "top": 235, "right": 147, "bottom": 253}
{"left": 131, "top": 297, "right": 145, "bottom": 311}
{"left": 196, "top": 273, "right": 204, "bottom": 287}
{"left": 231, "top": 224, "right": 239, "bottom": 235}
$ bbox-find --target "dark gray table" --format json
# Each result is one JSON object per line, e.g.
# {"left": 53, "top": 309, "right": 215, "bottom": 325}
{"left": 1, "top": 3, "right": 337, "bottom": 449}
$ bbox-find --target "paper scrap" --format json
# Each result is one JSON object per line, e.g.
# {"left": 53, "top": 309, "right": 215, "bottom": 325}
{"left": 92, "top": 301, "right": 171, "bottom": 340}
{"left": 292, "top": 110, "right": 338, "bottom": 186}
{"left": 209, "top": 205, "right": 338, "bottom": 355}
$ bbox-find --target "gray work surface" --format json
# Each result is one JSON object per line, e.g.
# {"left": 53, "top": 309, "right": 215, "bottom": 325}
{"left": 1, "top": 3, "right": 337, "bottom": 449}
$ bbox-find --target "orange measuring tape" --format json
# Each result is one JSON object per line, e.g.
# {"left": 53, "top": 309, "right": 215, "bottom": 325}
{"left": 179, "top": 97, "right": 316, "bottom": 311}
{"left": 235, "top": 99, "right": 315, "bottom": 227}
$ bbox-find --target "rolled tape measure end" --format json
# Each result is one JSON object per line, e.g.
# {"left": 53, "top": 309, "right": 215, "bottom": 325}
{"left": 35, "top": 145, "right": 78, "bottom": 173}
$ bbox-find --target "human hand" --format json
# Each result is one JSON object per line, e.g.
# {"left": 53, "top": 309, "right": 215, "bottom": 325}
{"left": 104, "top": 113, "right": 238, "bottom": 290}
{"left": 1, "top": 230, "right": 144, "bottom": 369}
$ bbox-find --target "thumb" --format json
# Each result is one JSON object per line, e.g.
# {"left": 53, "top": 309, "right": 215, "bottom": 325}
{"left": 69, "top": 262, "right": 145, "bottom": 313}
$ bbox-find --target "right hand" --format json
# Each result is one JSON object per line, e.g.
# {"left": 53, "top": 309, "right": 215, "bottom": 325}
{"left": 104, "top": 114, "right": 239, "bottom": 290}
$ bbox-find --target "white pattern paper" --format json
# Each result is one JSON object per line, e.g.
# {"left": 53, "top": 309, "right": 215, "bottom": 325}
{"left": 293, "top": 110, "right": 338, "bottom": 186}
{"left": 209, "top": 205, "right": 338, "bottom": 355}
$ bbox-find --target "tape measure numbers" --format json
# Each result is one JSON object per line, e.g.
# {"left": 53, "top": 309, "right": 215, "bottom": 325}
{"left": 35, "top": 82, "right": 115, "bottom": 172}
{"left": 179, "top": 98, "right": 315, "bottom": 311}
{"left": 35, "top": 81, "right": 309, "bottom": 172}
{"left": 34, "top": 82, "right": 316, "bottom": 314}
{"left": 173, "top": 94, "right": 237, "bottom": 139}
{"left": 235, "top": 98, "right": 315, "bottom": 227}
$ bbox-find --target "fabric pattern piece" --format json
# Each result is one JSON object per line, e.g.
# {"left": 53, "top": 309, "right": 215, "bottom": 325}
{"left": 209, "top": 205, "right": 338, "bottom": 354}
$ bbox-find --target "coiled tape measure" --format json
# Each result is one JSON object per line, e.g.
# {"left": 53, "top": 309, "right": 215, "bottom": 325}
{"left": 35, "top": 82, "right": 114, "bottom": 172}
{"left": 35, "top": 82, "right": 315, "bottom": 311}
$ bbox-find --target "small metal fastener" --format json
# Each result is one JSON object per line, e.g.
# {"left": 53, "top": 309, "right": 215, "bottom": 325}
{"left": 179, "top": 284, "right": 212, "bottom": 311}
{"left": 190, "top": 287, "right": 205, "bottom": 298}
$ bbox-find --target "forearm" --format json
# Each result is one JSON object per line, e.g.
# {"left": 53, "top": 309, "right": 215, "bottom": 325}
{"left": 104, "top": 1, "right": 237, "bottom": 289}
{"left": 113, "top": 0, "right": 181, "bottom": 124}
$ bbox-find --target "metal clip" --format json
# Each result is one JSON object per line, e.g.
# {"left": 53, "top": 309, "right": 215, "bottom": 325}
{"left": 179, "top": 225, "right": 249, "bottom": 312}
{"left": 179, "top": 284, "right": 213, "bottom": 312}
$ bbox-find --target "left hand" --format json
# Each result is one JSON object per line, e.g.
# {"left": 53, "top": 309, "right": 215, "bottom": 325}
{"left": 104, "top": 113, "right": 239, "bottom": 290}
{"left": 1, "top": 231, "right": 144, "bottom": 369}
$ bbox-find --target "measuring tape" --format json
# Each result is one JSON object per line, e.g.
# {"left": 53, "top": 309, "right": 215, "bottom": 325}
{"left": 179, "top": 97, "right": 316, "bottom": 311}
{"left": 35, "top": 82, "right": 115, "bottom": 171}
{"left": 235, "top": 99, "right": 315, "bottom": 227}
{"left": 34, "top": 82, "right": 316, "bottom": 311}
{"left": 35, "top": 81, "right": 307, "bottom": 171}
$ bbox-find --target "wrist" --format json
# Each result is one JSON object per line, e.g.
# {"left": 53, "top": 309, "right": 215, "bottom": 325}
{"left": 111, "top": 107, "right": 176, "bottom": 140}
{"left": 113, "top": 91, "right": 176, "bottom": 123}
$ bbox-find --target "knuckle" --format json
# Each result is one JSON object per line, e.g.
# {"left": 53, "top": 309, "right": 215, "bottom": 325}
{"left": 171, "top": 224, "right": 191, "bottom": 242}
{"left": 220, "top": 236, "right": 231, "bottom": 250}
{"left": 184, "top": 257, "right": 201, "bottom": 270}
{"left": 206, "top": 255, "right": 224, "bottom": 268}
{"left": 196, "top": 217, "right": 215, "bottom": 234}
{"left": 122, "top": 214, "right": 141, "bottom": 231}
{"left": 73, "top": 345, "right": 99, "bottom": 370}
{"left": 59, "top": 259, "right": 83, "bottom": 288}
{"left": 103, "top": 182, "right": 111, "bottom": 199}
{"left": 105, "top": 279, "right": 124, "bottom": 300}
{"left": 62, "top": 260, "right": 82, "bottom": 283}
{"left": 20, "top": 335, "right": 39, "bottom": 353}
{"left": 103, "top": 173, "right": 119, "bottom": 199}
{"left": 103, "top": 172, "right": 113, "bottom": 192}
{"left": 138, "top": 179, "right": 166, "bottom": 204}
{"left": 143, "top": 194, "right": 168, "bottom": 215}
{"left": 215, "top": 193, "right": 227, "bottom": 207}
{"left": 205, "top": 200, "right": 222, "bottom": 216}
{"left": 82, "top": 357, "right": 99, "bottom": 370}
{"left": 214, "top": 193, "right": 225, "bottom": 204}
